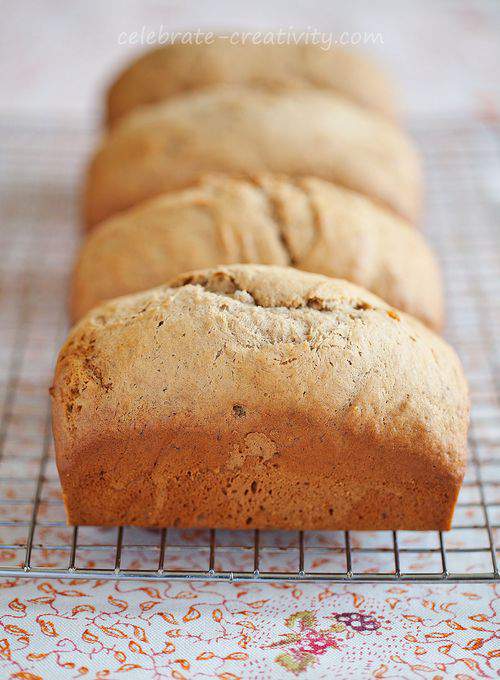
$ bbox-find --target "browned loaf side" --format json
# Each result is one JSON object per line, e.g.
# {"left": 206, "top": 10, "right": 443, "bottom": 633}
{"left": 84, "top": 87, "right": 422, "bottom": 227}
{"left": 52, "top": 265, "right": 468, "bottom": 531}
{"left": 73, "top": 175, "right": 442, "bottom": 329}
{"left": 106, "top": 40, "right": 398, "bottom": 126}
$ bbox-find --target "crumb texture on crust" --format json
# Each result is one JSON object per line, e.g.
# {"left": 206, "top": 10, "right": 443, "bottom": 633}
{"left": 53, "top": 265, "right": 468, "bottom": 531}
{"left": 72, "top": 174, "right": 442, "bottom": 327}
{"left": 106, "top": 40, "right": 398, "bottom": 126}
{"left": 85, "top": 86, "right": 421, "bottom": 227}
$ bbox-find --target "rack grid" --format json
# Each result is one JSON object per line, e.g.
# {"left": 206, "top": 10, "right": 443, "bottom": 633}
{"left": 0, "top": 116, "right": 498, "bottom": 582}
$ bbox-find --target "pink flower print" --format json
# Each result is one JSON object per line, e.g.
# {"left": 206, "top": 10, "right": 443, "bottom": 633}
{"left": 294, "top": 628, "right": 339, "bottom": 655}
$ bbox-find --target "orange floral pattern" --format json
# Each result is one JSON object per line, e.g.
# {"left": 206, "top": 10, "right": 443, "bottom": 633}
{"left": 0, "top": 579, "right": 497, "bottom": 678}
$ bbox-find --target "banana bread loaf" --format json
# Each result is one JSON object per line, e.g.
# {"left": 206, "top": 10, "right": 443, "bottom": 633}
{"left": 106, "top": 40, "right": 398, "bottom": 126}
{"left": 52, "top": 265, "right": 468, "bottom": 530}
{"left": 73, "top": 175, "right": 442, "bottom": 329}
{"left": 84, "top": 87, "right": 421, "bottom": 227}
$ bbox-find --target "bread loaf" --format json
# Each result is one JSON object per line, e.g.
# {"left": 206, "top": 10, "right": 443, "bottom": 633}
{"left": 106, "top": 40, "right": 398, "bottom": 126}
{"left": 84, "top": 87, "right": 421, "bottom": 227}
{"left": 52, "top": 265, "right": 468, "bottom": 530}
{"left": 73, "top": 175, "right": 442, "bottom": 329}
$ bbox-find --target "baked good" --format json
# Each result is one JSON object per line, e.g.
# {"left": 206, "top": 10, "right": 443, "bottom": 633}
{"left": 73, "top": 174, "right": 442, "bottom": 329}
{"left": 106, "top": 40, "right": 398, "bottom": 126}
{"left": 84, "top": 87, "right": 422, "bottom": 227}
{"left": 52, "top": 264, "right": 468, "bottom": 530}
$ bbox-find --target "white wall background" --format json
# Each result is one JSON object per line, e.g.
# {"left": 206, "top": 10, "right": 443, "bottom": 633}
{"left": 1, "top": 0, "right": 499, "bottom": 122}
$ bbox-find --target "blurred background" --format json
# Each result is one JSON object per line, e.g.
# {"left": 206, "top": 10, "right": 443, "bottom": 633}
{"left": 1, "top": 0, "right": 499, "bottom": 124}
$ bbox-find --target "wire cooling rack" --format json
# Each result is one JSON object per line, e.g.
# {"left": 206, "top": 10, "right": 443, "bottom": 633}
{"left": 0, "top": 116, "right": 499, "bottom": 582}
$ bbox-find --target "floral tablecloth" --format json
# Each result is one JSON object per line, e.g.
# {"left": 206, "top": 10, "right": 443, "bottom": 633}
{"left": 0, "top": 578, "right": 497, "bottom": 679}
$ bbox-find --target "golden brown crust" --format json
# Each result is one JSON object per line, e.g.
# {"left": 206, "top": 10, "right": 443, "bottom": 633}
{"left": 72, "top": 174, "right": 442, "bottom": 329}
{"left": 52, "top": 265, "right": 468, "bottom": 530}
{"left": 84, "top": 87, "right": 422, "bottom": 227}
{"left": 106, "top": 40, "right": 399, "bottom": 126}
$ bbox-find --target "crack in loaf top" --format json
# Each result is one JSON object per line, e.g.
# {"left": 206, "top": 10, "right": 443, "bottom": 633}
{"left": 84, "top": 86, "right": 422, "bottom": 227}
{"left": 168, "top": 265, "right": 386, "bottom": 314}
{"left": 72, "top": 175, "right": 442, "bottom": 328}
{"left": 80, "top": 265, "right": 394, "bottom": 334}
{"left": 69, "top": 265, "right": 452, "bottom": 377}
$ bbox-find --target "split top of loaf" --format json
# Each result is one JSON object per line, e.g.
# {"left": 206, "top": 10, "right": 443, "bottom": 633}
{"left": 73, "top": 174, "right": 442, "bottom": 329}
{"left": 85, "top": 86, "right": 421, "bottom": 227}
{"left": 52, "top": 265, "right": 468, "bottom": 531}
{"left": 106, "top": 39, "right": 398, "bottom": 126}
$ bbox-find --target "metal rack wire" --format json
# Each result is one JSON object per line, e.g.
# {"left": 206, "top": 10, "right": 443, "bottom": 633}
{"left": 0, "top": 116, "right": 498, "bottom": 582}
